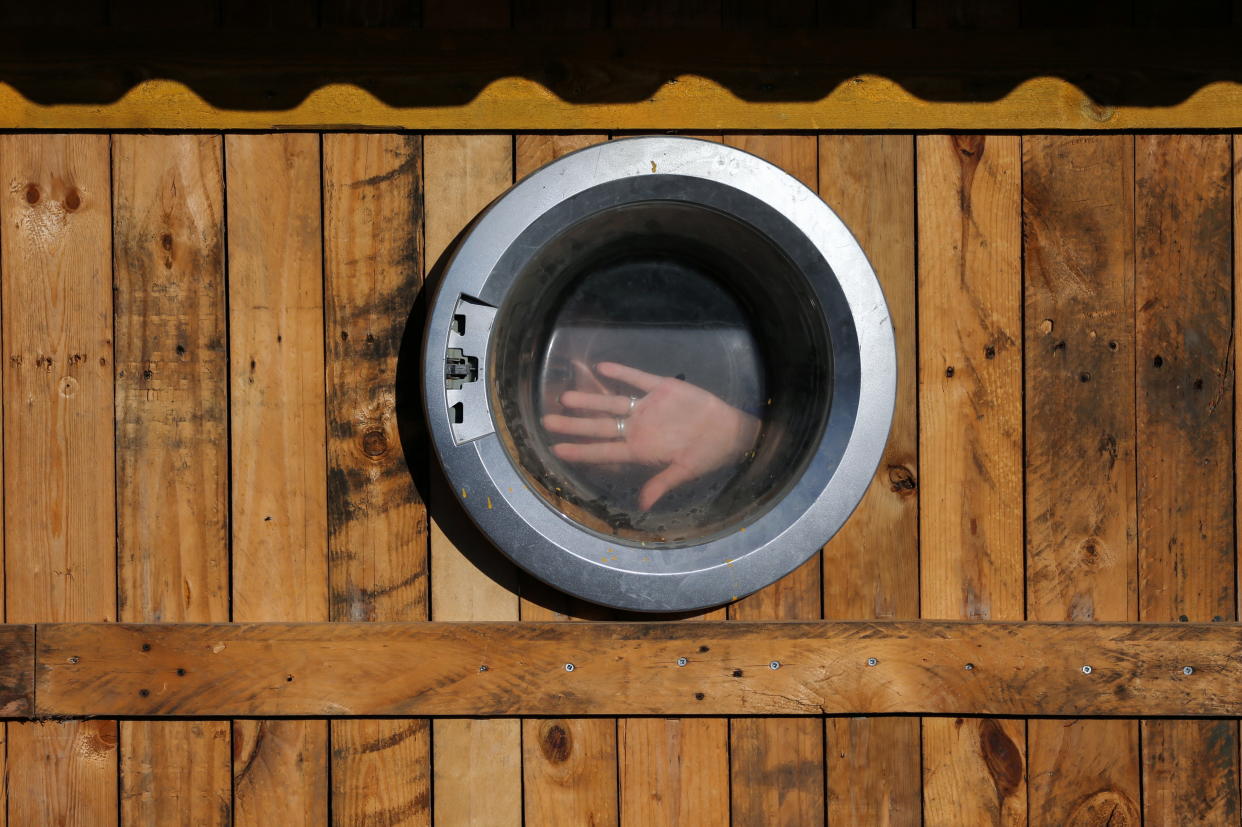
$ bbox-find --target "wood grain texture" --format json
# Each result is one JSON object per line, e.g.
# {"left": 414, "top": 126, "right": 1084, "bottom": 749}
{"left": 514, "top": 131, "right": 619, "bottom": 827}
{"left": 323, "top": 133, "right": 430, "bottom": 827}
{"left": 609, "top": 126, "right": 729, "bottom": 827}
{"left": 1022, "top": 135, "right": 1141, "bottom": 826}
{"left": 619, "top": 717, "right": 729, "bottom": 826}
{"left": 917, "top": 134, "right": 1025, "bottom": 825}
{"left": 720, "top": 133, "right": 825, "bottom": 827}
{"left": 423, "top": 133, "right": 520, "bottom": 827}
{"left": 818, "top": 133, "right": 920, "bottom": 826}
{"left": 0, "top": 626, "right": 33, "bottom": 717}
{"left": 113, "top": 133, "right": 232, "bottom": 827}
{"left": 1135, "top": 133, "right": 1240, "bottom": 825}
{"left": 1, "top": 133, "right": 118, "bottom": 827}
{"left": 30, "top": 620, "right": 1242, "bottom": 718}
{"left": 225, "top": 133, "right": 329, "bottom": 827}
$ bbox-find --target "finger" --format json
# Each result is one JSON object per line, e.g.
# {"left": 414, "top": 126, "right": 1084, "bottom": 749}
{"left": 552, "top": 441, "right": 634, "bottom": 464}
{"left": 596, "top": 361, "right": 663, "bottom": 392}
{"left": 560, "top": 390, "right": 632, "bottom": 415}
{"left": 639, "top": 464, "right": 698, "bottom": 511}
{"left": 571, "top": 359, "right": 609, "bottom": 394}
{"left": 542, "top": 414, "right": 621, "bottom": 439}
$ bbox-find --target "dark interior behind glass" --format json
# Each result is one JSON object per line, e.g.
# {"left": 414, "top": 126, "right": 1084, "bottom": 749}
{"left": 491, "top": 197, "right": 833, "bottom": 547}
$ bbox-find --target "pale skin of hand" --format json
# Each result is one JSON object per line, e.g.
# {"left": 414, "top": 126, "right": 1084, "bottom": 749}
{"left": 542, "top": 361, "right": 761, "bottom": 511}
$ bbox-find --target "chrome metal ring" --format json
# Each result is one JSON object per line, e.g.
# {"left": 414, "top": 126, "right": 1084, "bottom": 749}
{"left": 615, "top": 416, "right": 627, "bottom": 438}
{"left": 627, "top": 395, "right": 639, "bottom": 414}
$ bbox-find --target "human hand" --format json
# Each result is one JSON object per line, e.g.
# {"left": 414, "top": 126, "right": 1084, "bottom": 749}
{"left": 542, "top": 361, "right": 761, "bottom": 511}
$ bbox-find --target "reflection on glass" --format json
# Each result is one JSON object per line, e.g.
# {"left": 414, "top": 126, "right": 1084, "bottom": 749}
{"left": 490, "top": 199, "right": 831, "bottom": 547}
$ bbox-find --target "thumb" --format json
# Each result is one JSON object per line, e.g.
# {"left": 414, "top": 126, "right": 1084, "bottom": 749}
{"left": 639, "top": 464, "right": 696, "bottom": 511}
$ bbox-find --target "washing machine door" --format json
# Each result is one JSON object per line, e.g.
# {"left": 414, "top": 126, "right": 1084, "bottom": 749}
{"left": 423, "top": 136, "right": 895, "bottom": 612}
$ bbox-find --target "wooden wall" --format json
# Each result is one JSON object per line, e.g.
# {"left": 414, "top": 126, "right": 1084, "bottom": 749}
{"left": 1, "top": 129, "right": 1238, "bottom": 827}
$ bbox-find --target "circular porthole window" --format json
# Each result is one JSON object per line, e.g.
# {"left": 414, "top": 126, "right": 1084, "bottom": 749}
{"left": 423, "top": 136, "right": 895, "bottom": 612}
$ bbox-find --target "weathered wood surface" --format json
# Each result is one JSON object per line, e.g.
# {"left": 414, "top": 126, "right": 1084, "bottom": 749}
{"left": 225, "top": 133, "right": 330, "bottom": 827}
{"left": 324, "top": 132, "right": 431, "bottom": 827}
{"left": 423, "top": 132, "right": 522, "bottom": 827}
{"left": 1, "top": 133, "right": 119, "bottom": 827}
{"left": 918, "top": 133, "right": 1026, "bottom": 825}
{"left": 2, "top": 28, "right": 1242, "bottom": 130}
{"left": 819, "top": 133, "right": 921, "bottom": 826}
{"left": 0, "top": 626, "right": 34, "bottom": 718}
{"left": 23, "top": 620, "right": 1242, "bottom": 718}
{"left": 723, "top": 133, "right": 826, "bottom": 827}
{"left": 514, "top": 131, "right": 620, "bottom": 827}
{"left": 1023, "top": 135, "right": 1142, "bottom": 826}
{"left": 1135, "top": 134, "right": 1240, "bottom": 825}
{"left": 113, "top": 133, "right": 233, "bottom": 827}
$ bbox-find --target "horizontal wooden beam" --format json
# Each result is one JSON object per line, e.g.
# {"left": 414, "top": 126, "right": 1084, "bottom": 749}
{"left": 0, "top": 28, "right": 1239, "bottom": 130}
{"left": 11, "top": 620, "right": 1241, "bottom": 719}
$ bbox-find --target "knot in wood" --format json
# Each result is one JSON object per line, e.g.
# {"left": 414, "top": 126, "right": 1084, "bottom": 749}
{"left": 361, "top": 428, "right": 388, "bottom": 457}
{"left": 539, "top": 723, "right": 571, "bottom": 763}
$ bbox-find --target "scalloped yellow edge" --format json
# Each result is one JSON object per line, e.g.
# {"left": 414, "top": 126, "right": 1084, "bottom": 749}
{"left": 2, "top": 74, "right": 1240, "bottom": 130}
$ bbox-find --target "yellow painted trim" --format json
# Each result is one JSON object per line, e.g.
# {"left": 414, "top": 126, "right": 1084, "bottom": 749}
{"left": 3, "top": 75, "right": 1241, "bottom": 131}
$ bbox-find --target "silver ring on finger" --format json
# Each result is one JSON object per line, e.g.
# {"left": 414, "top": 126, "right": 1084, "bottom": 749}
{"left": 615, "top": 416, "right": 627, "bottom": 438}
{"left": 627, "top": 395, "right": 639, "bottom": 414}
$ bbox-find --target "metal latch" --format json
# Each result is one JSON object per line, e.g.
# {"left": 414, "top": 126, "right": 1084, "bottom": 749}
{"left": 445, "top": 296, "right": 497, "bottom": 444}
{"left": 445, "top": 348, "right": 478, "bottom": 389}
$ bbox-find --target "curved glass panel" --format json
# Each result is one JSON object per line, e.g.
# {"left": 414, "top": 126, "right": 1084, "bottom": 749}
{"left": 491, "top": 197, "right": 833, "bottom": 546}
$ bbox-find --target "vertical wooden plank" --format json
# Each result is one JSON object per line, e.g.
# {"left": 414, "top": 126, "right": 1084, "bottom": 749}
{"left": 323, "top": 133, "right": 430, "bottom": 827}
{"left": 917, "top": 134, "right": 1025, "bottom": 825}
{"left": 719, "top": 134, "right": 825, "bottom": 827}
{"left": 113, "top": 134, "right": 232, "bottom": 827}
{"left": 618, "top": 718, "right": 730, "bottom": 826}
{"left": 1022, "top": 135, "right": 1141, "bottom": 826}
{"left": 607, "top": 130, "right": 726, "bottom": 827}
{"left": 226, "top": 133, "right": 329, "bottom": 827}
{"left": 1, "top": 134, "right": 117, "bottom": 826}
{"left": 424, "top": 133, "right": 520, "bottom": 827}
{"left": 513, "top": 133, "right": 619, "bottom": 827}
{"left": 818, "top": 134, "right": 920, "bottom": 826}
{"left": 1136, "top": 133, "right": 1239, "bottom": 825}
